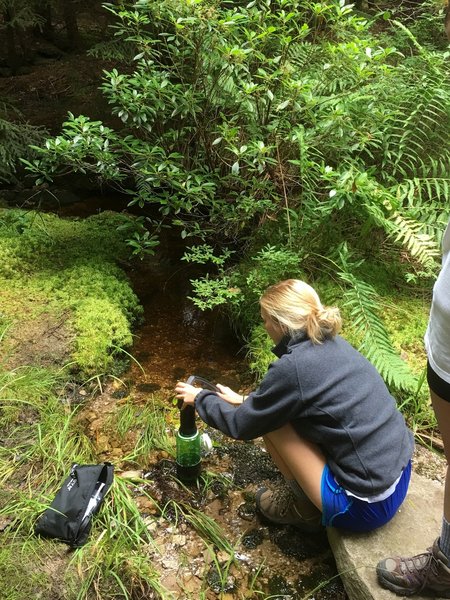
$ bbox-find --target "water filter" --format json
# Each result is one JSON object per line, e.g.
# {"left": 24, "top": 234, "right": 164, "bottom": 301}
{"left": 175, "top": 375, "right": 219, "bottom": 482}
{"left": 176, "top": 403, "right": 202, "bottom": 482}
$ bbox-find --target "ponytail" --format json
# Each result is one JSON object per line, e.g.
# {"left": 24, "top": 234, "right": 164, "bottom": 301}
{"left": 305, "top": 305, "right": 341, "bottom": 344}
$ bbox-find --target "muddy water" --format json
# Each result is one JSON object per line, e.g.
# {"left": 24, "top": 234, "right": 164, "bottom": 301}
{"left": 61, "top": 198, "right": 347, "bottom": 600}
{"left": 128, "top": 252, "right": 246, "bottom": 398}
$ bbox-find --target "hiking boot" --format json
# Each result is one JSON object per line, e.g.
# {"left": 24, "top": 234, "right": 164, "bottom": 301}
{"left": 376, "top": 538, "right": 450, "bottom": 598}
{"left": 255, "top": 481, "right": 322, "bottom": 532}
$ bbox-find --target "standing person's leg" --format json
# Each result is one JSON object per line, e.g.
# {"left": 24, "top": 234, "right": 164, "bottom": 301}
{"left": 255, "top": 423, "right": 325, "bottom": 530}
{"left": 377, "top": 375, "right": 450, "bottom": 597}
{"left": 431, "top": 390, "right": 450, "bottom": 559}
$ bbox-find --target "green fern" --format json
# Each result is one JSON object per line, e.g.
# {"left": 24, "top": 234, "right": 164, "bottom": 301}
{"left": 286, "top": 42, "right": 325, "bottom": 69}
{"left": 0, "top": 101, "right": 46, "bottom": 183}
{"left": 396, "top": 178, "right": 450, "bottom": 207}
{"left": 338, "top": 268, "right": 417, "bottom": 392}
{"left": 388, "top": 209, "right": 440, "bottom": 271}
{"left": 354, "top": 178, "right": 442, "bottom": 272}
{"left": 383, "top": 68, "right": 450, "bottom": 180}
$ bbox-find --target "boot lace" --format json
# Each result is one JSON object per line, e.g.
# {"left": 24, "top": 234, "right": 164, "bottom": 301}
{"left": 398, "top": 549, "right": 438, "bottom": 590}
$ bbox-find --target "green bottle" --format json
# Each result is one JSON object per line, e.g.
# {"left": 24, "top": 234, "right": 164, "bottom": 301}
{"left": 176, "top": 403, "right": 201, "bottom": 482}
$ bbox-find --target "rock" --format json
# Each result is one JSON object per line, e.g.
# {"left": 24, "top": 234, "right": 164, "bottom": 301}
{"left": 95, "top": 434, "right": 110, "bottom": 453}
{"left": 172, "top": 534, "right": 187, "bottom": 546}
{"left": 217, "top": 550, "right": 232, "bottom": 563}
{"left": 118, "top": 470, "right": 143, "bottom": 480}
{"left": 328, "top": 472, "right": 445, "bottom": 600}
{"left": 135, "top": 496, "right": 158, "bottom": 514}
{"left": 162, "top": 557, "right": 179, "bottom": 570}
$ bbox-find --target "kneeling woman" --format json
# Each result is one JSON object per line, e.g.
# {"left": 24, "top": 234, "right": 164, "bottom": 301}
{"left": 175, "top": 279, "right": 414, "bottom": 532}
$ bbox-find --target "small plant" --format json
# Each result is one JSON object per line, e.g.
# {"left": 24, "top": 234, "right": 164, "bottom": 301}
{"left": 0, "top": 100, "right": 46, "bottom": 184}
{"left": 72, "top": 475, "right": 166, "bottom": 600}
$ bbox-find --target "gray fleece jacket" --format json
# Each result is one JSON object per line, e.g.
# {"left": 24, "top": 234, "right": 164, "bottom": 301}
{"left": 195, "top": 333, "right": 414, "bottom": 496}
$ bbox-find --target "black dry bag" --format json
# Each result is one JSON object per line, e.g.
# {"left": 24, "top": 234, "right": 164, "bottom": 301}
{"left": 35, "top": 462, "right": 114, "bottom": 548}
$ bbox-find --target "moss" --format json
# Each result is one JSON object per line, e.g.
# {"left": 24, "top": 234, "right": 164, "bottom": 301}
{"left": 73, "top": 297, "right": 133, "bottom": 374}
{"left": 0, "top": 208, "right": 143, "bottom": 377}
{"left": 380, "top": 295, "right": 430, "bottom": 374}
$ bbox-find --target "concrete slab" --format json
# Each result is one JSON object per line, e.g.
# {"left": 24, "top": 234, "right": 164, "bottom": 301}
{"left": 327, "top": 473, "right": 445, "bottom": 600}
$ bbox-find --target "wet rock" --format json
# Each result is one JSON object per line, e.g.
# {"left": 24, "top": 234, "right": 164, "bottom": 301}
{"left": 111, "top": 388, "right": 129, "bottom": 399}
{"left": 316, "top": 578, "right": 347, "bottom": 600}
{"left": 237, "top": 501, "right": 257, "bottom": 521}
{"left": 137, "top": 382, "right": 161, "bottom": 393}
{"left": 209, "top": 475, "right": 234, "bottom": 499}
{"left": 206, "top": 564, "right": 236, "bottom": 594}
{"left": 268, "top": 525, "right": 328, "bottom": 560}
{"left": 267, "top": 574, "right": 295, "bottom": 598}
{"left": 241, "top": 528, "right": 264, "bottom": 549}
{"left": 217, "top": 441, "right": 279, "bottom": 486}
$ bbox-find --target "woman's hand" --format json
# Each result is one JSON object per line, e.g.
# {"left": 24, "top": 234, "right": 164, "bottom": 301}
{"left": 175, "top": 382, "right": 202, "bottom": 406}
{"left": 216, "top": 383, "right": 245, "bottom": 405}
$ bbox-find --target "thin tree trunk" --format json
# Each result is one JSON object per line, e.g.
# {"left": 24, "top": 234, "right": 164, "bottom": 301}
{"left": 61, "top": 0, "right": 80, "bottom": 48}
{"left": 38, "top": 1, "right": 54, "bottom": 41}
{"left": 4, "top": 8, "right": 19, "bottom": 69}
{"left": 445, "top": 3, "right": 450, "bottom": 41}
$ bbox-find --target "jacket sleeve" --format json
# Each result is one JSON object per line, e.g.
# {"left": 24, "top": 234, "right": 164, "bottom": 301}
{"left": 194, "top": 356, "right": 302, "bottom": 440}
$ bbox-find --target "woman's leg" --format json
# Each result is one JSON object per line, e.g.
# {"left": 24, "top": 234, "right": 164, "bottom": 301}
{"left": 431, "top": 389, "right": 450, "bottom": 565}
{"left": 431, "top": 390, "right": 450, "bottom": 522}
{"left": 263, "top": 423, "right": 326, "bottom": 510}
{"left": 376, "top": 383, "right": 450, "bottom": 596}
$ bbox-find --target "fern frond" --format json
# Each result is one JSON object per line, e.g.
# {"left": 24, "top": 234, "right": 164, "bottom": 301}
{"left": 395, "top": 177, "right": 450, "bottom": 207}
{"left": 384, "top": 73, "right": 450, "bottom": 178}
{"left": 388, "top": 210, "right": 440, "bottom": 270}
{"left": 338, "top": 269, "right": 417, "bottom": 391}
{"left": 286, "top": 42, "right": 324, "bottom": 69}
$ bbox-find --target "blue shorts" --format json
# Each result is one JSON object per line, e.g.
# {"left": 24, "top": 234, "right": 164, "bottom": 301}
{"left": 321, "top": 460, "right": 412, "bottom": 532}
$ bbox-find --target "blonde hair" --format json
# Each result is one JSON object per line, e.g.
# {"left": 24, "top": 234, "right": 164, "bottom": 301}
{"left": 260, "top": 279, "right": 342, "bottom": 344}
